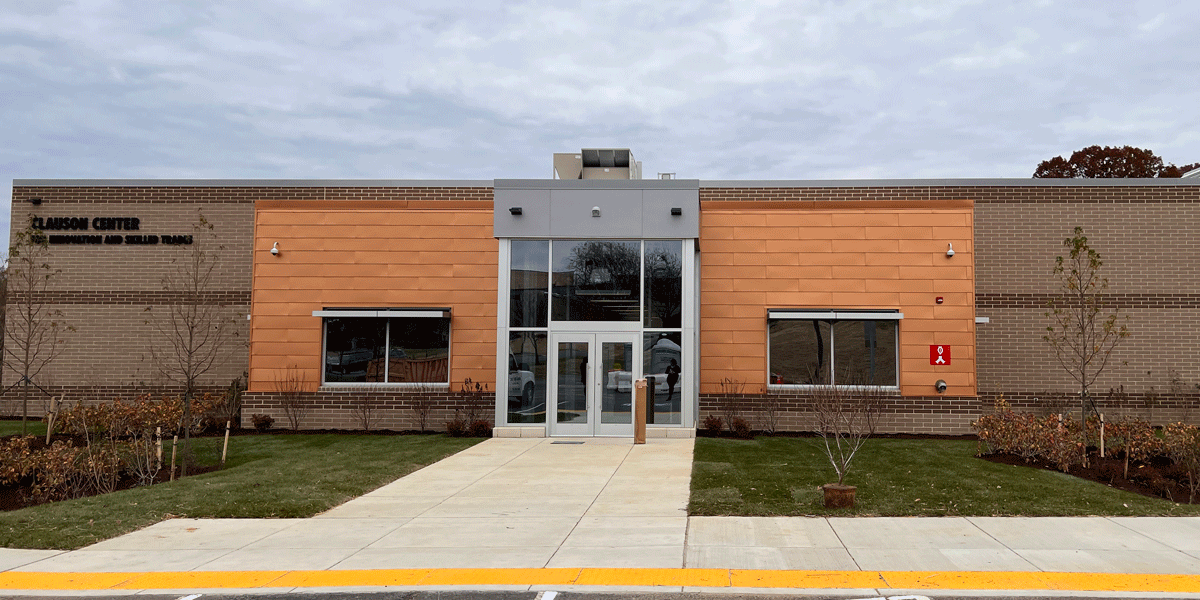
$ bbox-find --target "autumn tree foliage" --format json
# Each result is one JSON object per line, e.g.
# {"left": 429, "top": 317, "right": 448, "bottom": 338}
{"left": 1034, "top": 145, "right": 1199, "bottom": 178}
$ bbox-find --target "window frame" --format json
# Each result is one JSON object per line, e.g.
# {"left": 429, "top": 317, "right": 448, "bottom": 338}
{"left": 316, "top": 308, "right": 452, "bottom": 388}
{"left": 767, "top": 309, "right": 902, "bottom": 390}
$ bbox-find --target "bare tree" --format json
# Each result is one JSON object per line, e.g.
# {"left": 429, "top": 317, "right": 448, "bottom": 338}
{"left": 351, "top": 393, "right": 381, "bottom": 431}
{"left": 145, "top": 211, "right": 234, "bottom": 476}
{"left": 1044, "top": 227, "right": 1129, "bottom": 429}
{"left": 3, "top": 225, "right": 71, "bottom": 434}
{"left": 811, "top": 384, "right": 883, "bottom": 486}
{"left": 275, "top": 365, "right": 309, "bottom": 430}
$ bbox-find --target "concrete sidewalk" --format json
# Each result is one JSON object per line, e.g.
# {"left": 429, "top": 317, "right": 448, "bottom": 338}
{"left": 2, "top": 437, "right": 1200, "bottom": 596}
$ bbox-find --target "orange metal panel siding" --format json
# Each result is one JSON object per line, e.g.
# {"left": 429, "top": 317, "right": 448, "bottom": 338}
{"left": 700, "top": 205, "right": 975, "bottom": 396}
{"left": 250, "top": 205, "right": 498, "bottom": 392}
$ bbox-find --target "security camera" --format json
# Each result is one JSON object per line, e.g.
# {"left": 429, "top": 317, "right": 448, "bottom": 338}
{"left": 935, "top": 379, "right": 948, "bottom": 394}
{"left": 270, "top": 242, "right": 280, "bottom": 256}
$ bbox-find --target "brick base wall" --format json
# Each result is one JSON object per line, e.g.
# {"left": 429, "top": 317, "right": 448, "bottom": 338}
{"left": 242, "top": 390, "right": 498, "bottom": 432}
{"left": 699, "top": 391, "right": 1200, "bottom": 435}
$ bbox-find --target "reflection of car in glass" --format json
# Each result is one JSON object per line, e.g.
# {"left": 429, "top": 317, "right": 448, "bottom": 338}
{"left": 508, "top": 353, "right": 536, "bottom": 409}
{"left": 325, "top": 340, "right": 375, "bottom": 379}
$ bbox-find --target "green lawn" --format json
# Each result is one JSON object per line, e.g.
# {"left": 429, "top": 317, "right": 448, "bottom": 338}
{"left": 691, "top": 436, "right": 1200, "bottom": 517}
{"left": 0, "top": 432, "right": 483, "bottom": 550}
{"left": 0, "top": 419, "right": 47, "bottom": 438}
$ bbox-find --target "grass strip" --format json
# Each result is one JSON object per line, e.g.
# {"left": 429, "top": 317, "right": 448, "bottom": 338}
{"left": 690, "top": 436, "right": 1200, "bottom": 516}
{"left": 0, "top": 432, "right": 482, "bottom": 549}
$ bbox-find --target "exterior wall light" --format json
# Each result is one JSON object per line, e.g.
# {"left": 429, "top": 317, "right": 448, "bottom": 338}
{"left": 671, "top": 207, "right": 682, "bottom": 216}
{"left": 592, "top": 206, "right": 601, "bottom": 217}
{"left": 509, "top": 207, "right": 522, "bottom": 216}
{"left": 946, "top": 242, "right": 955, "bottom": 257}
{"left": 28, "top": 197, "right": 42, "bottom": 205}
{"left": 935, "top": 379, "right": 948, "bottom": 393}
{"left": 270, "top": 242, "right": 280, "bottom": 256}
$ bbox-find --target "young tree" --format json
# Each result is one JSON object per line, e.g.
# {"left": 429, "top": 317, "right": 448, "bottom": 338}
{"left": 1044, "top": 227, "right": 1129, "bottom": 428}
{"left": 3, "top": 226, "right": 71, "bottom": 434}
{"left": 146, "top": 211, "right": 235, "bottom": 476}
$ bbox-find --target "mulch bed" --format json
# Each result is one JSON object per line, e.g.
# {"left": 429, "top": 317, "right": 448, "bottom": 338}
{"left": 979, "top": 450, "right": 1196, "bottom": 504}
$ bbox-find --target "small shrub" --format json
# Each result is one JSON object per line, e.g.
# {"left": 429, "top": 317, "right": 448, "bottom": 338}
{"left": 1163, "top": 422, "right": 1200, "bottom": 503}
{"left": 1149, "top": 475, "right": 1175, "bottom": 501}
{"left": 1098, "top": 461, "right": 1122, "bottom": 483}
{"left": 445, "top": 419, "right": 468, "bottom": 437}
{"left": 730, "top": 416, "right": 753, "bottom": 439}
{"left": 251, "top": 413, "right": 274, "bottom": 432}
{"left": 702, "top": 415, "right": 723, "bottom": 437}
{"left": 468, "top": 420, "right": 492, "bottom": 438}
{"left": 0, "top": 436, "right": 37, "bottom": 486}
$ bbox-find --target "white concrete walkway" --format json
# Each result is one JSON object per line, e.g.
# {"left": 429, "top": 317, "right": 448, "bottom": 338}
{"left": 4, "top": 437, "right": 1200, "bottom": 596}
{"left": 8, "top": 437, "right": 694, "bottom": 573}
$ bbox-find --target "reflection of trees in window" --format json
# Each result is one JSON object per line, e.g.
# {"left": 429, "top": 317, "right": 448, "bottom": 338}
{"left": 645, "top": 242, "right": 682, "bottom": 328}
{"left": 553, "top": 241, "right": 641, "bottom": 321}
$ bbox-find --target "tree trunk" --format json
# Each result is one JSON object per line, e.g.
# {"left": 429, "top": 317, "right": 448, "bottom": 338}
{"left": 180, "top": 386, "right": 192, "bottom": 477}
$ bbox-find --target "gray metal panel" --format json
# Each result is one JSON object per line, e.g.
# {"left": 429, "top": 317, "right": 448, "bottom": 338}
{"left": 643, "top": 189, "right": 700, "bottom": 241}
{"left": 641, "top": 188, "right": 700, "bottom": 239}
{"left": 494, "top": 188, "right": 551, "bottom": 238}
{"left": 549, "top": 189, "right": 644, "bottom": 238}
{"left": 700, "top": 178, "right": 1200, "bottom": 188}
{"left": 495, "top": 179, "right": 699, "bottom": 190}
{"left": 13, "top": 179, "right": 494, "bottom": 187}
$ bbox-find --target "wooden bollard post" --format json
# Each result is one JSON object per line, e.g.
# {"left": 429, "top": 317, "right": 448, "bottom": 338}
{"left": 170, "top": 435, "right": 178, "bottom": 482}
{"left": 220, "top": 420, "right": 231, "bottom": 469}
{"left": 634, "top": 379, "right": 647, "bottom": 444}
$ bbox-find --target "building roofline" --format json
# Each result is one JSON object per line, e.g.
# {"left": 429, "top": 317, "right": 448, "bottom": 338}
{"left": 12, "top": 177, "right": 1200, "bottom": 189}
{"left": 699, "top": 178, "right": 1200, "bottom": 187}
{"left": 11, "top": 179, "right": 494, "bottom": 188}
{"left": 495, "top": 178, "right": 699, "bottom": 190}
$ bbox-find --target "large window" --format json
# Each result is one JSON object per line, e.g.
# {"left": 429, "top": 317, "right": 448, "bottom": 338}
{"left": 508, "top": 331, "right": 547, "bottom": 423}
{"left": 323, "top": 316, "right": 449, "bottom": 384}
{"left": 552, "top": 240, "right": 641, "bottom": 322}
{"left": 768, "top": 311, "right": 899, "bottom": 387}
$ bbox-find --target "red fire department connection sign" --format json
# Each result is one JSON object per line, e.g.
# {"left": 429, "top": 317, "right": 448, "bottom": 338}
{"left": 930, "top": 345, "right": 951, "bottom": 365}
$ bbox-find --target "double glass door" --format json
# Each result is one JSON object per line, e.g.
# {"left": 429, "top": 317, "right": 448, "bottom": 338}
{"left": 550, "top": 333, "right": 639, "bottom": 436}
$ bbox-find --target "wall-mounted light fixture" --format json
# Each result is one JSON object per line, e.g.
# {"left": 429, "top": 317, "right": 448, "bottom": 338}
{"left": 670, "top": 207, "right": 682, "bottom": 216}
{"left": 935, "top": 379, "right": 948, "bottom": 393}
{"left": 592, "top": 206, "right": 601, "bottom": 217}
{"left": 946, "top": 242, "right": 955, "bottom": 257}
{"left": 509, "top": 207, "right": 522, "bottom": 216}
{"left": 270, "top": 242, "right": 280, "bottom": 256}
{"left": 28, "top": 198, "right": 42, "bottom": 206}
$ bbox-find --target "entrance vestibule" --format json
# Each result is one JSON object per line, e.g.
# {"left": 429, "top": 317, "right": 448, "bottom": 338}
{"left": 550, "top": 332, "right": 639, "bottom": 436}
{"left": 493, "top": 179, "right": 700, "bottom": 437}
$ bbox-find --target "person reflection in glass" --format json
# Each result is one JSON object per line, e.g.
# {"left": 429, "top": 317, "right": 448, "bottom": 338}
{"left": 665, "top": 358, "right": 680, "bottom": 401}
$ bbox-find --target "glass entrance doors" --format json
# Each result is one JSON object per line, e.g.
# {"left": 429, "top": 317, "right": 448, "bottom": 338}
{"left": 550, "top": 333, "right": 639, "bottom": 436}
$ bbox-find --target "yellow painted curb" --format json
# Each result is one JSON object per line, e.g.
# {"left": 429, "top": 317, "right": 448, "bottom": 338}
{"left": 2, "top": 568, "right": 1200, "bottom": 593}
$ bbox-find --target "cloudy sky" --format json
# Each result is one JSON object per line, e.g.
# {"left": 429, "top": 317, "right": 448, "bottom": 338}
{"left": 3, "top": 1, "right": 1199, "bottom": 248}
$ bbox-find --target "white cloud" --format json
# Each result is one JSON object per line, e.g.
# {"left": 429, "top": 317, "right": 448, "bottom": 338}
{"left": 3, "top": 0, "right": 1200, "bottom": 246}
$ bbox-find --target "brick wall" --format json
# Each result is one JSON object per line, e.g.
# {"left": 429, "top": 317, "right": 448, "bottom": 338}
{"left": 242, "top": 388, "right": 495, "bottom": 431}
{"left": 4, "top": 186, "right": 254, "bottom": 415}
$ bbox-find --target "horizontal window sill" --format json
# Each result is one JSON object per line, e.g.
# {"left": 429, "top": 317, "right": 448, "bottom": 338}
{"left": 766, "top": 384, "right": 901, "bottom": 393}
{"left": 318, "top": 383, "right": 451, "bottom": 392}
